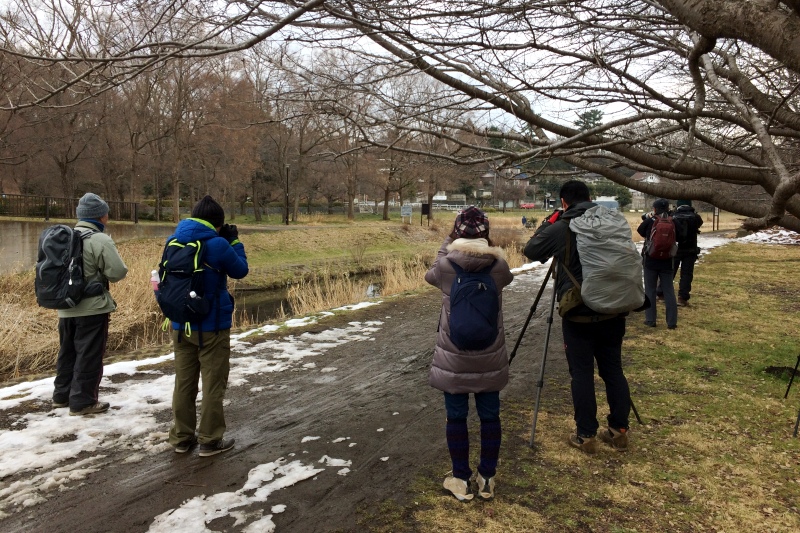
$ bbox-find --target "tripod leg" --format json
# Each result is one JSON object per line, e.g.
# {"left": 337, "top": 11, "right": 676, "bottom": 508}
{"left": 529, "top": 271, "right": 558, "bottom": 448}
{"left": 784, "top": 354, "right": 800, "bottom": 399}
{"left": 509, "top": 262, "right": 554, "bottom": 366}
{"left": 630, "top": 397, "right": 644, "bottom": 425}
{"left": 794, "top": 407, "right": 800, "bottom": 438}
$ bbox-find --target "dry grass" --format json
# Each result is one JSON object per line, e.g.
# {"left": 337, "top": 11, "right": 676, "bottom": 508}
{"left": 391, "top": 242, "right": 800, "bottom": 532}
{"left": 0, "top": 217, "right": 534, "bottom": 380}
{"left": 0, "top": 239, "right": 261, "bottom": 380}
{"left": 286, "top": 269, "right": 370, "bottom": 316}
{"left": 380, "top": 255, "right": 429, "bottom": 295}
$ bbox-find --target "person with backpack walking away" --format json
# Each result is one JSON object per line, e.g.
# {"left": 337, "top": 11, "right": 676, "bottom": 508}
{"left": 524, "top": 181, "right": 635, "bottom": 454}
{"left": 425, "top": 206, "right": 513, "bottom": 502}
{"left": 671, "top": 200, "right": 704, "bottom": 306}
{"left": 50, "top": 193, "right": 128, "bottom": 416}
{"left": 161, "top": 196, "right": 248, "bottom": 457}
{"left": 638, "top": 198, "right": 678, "bottom": 329}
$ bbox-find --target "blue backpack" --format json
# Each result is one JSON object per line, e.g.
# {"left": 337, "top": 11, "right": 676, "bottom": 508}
{"left": 448, "top": 261, "right": 499, "bottom": 351}
{"left": 156, "top": 238, "right": 220, "bottom": 331}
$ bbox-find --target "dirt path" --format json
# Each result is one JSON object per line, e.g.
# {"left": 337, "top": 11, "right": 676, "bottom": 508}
{"left": 0, "top": 267, "right": 572, "bottom": 533}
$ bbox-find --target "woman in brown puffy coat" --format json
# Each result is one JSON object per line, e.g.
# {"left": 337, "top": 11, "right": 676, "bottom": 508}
{"left": 424, "top": 206, "right": 514, "bottom": 502}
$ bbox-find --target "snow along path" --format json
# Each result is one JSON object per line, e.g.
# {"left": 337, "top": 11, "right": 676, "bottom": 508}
{"left": 2, "top": 229, "right": 794, "bottom": 532}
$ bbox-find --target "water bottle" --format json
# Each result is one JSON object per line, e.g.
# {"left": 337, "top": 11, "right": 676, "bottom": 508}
{"left": 150, "top": 270, "right": 159, "bottom": 292}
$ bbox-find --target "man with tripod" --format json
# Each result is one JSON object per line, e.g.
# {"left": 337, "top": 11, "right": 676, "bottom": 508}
{"left": 523, "top": 180, "right": 631, "bottom": 453}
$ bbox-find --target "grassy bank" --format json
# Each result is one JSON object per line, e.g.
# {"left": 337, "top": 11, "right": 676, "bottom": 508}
{"left": 365, "top": 242, "right": 800, "bottom": 532}
{"left": 0, "top": 215, "right": 532, "bottom": 381}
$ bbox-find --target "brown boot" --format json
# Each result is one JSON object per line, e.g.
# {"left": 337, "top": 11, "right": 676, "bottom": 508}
{"left": 677, "top": 297, "right": 689, "bottom": 307}
{"left": 568, "top": 433, "right": 598, "bottom": 454}
{"left": 600, "top": 427, "right": 629, "bottom": 451}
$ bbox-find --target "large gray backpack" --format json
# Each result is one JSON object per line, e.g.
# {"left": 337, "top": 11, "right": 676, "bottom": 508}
{"left": 568, "top": 205, "right": 645, "bottom": 314}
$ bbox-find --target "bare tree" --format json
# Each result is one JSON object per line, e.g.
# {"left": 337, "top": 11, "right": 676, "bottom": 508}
{"left": 1, "top": 1, "right": 799, "bottom": 229}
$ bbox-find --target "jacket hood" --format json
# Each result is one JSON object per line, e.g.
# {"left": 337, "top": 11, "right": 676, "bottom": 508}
{"left": 172, "top": 218, "right": 219, "bottom": 242}
{"left": 675, "top": 205, "right": 696, "bottom": 214}
{"left": 446, "top": 238, "right": 507, "bottom": 260}
{"left": 561, "top": 200, "right": 597, "bottom": 220}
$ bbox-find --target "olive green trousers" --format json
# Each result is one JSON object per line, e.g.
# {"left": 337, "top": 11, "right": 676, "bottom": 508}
{"left": 168, "top": 329, "right": 230, "bottom": 446}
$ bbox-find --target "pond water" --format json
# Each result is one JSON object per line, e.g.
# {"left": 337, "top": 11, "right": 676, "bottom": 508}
{"left": 0, "top": 220, "right": 175, "bottom": 275}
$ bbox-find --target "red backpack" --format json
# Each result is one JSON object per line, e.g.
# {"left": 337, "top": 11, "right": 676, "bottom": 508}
{"left": 646, "top": 214, "right": 678, "bottom": 259}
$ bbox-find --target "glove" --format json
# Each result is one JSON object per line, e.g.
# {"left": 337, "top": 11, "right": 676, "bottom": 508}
{"left": 219, "top": 224, "right": 239, "bottom": 243}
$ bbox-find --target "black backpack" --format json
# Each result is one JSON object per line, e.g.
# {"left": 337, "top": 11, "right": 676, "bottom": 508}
{"left": 35, "top": 225, "right": 102, "bottom": 309}
{"left": 448, "top": 261, "right": 499, "bottom": 351}
{"left": 156, "top": 238, "right": 220, "bottom": 329}
{"left": 672, "top": 211, "right": 693, "bottom": 244}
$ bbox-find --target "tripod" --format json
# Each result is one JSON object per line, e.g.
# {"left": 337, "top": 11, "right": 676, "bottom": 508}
{"left": 783, "top": 354, "right": 800, "bottom": 437}
{"left": 509, "top": 261, "right": 644, "bottom": 448}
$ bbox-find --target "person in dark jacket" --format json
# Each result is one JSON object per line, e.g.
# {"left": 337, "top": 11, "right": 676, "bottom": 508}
{"left": 637, "top": 198, "right": 678, "bottom": 329}
{"left": 671, "top": 200, "right": 704, "bottom": 306}
{"left": 524, "top": 180, "right": 631, "bottom": 454}
{"left": 53, "top": 193, "right": 128, "bottom": 416}
{"left": 425, "top": 206, "right": 513, "bottom": 501}
{"left": 166, "top": 196, "right": 249, "bottom": 457}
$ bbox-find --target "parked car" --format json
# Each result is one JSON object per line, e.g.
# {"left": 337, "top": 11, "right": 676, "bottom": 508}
{"left": 520, "top": 203, "right": 536, "bottom": 209}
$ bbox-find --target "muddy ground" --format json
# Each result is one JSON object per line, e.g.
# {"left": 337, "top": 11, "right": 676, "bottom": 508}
{"left": 0, "top": 268, "right": 577, "bottom": 533}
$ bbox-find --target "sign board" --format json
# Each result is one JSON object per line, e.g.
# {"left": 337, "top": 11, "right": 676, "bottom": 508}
{"left": 401, "top": 205, "right": 412, "bottom": 217}
{"left": 421, "top": 203, "right": 430, "bottom": 216}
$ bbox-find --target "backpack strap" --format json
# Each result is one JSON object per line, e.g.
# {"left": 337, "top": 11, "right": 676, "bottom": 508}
{"left": 563, "top": 226, "right": 582, "bottom": 290}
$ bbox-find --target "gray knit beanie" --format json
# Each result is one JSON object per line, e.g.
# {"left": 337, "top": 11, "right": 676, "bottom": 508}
{"left": 76, "top": 193, "right": 110, "bottom": 219}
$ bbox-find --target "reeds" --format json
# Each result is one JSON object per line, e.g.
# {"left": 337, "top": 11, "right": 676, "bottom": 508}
{"left": 287, "top": 269, "right": 370, "bottom": 316}
{"left": 0, "top": 239, "right": 172, "bottom": 380}
{"left": 0, "top": 220, "right": 524, "bottom": 380}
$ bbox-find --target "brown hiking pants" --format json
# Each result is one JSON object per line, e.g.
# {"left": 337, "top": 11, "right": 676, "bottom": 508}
{"left": 168, "top": 329, "right": 231, "bottom": 446}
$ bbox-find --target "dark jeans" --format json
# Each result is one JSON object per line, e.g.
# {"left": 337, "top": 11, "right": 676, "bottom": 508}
{"left": 443, "top": 391, "right": 501, "bottom": 480}
{"left": 444, "top": 391, "right": 500, "bottom": 421}
{"left": 562, "top": 316, "right": 630, "bottom": 437}
{"left": 673, "top": 254, "right": 697, "bottom": 300}
{"left": 645, "top": 266, "right": 677, "bottom": 327}
{"left": 54, "top": 313, "right": 109, "bottom": 410}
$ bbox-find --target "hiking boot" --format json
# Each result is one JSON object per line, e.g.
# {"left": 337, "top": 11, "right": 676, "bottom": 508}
{"left": 52, "top": 400, "right": 69, "bottom": 409}
{"left": 568, "top": 433, "right": 598, "bottom": 454}
{"left": 174, "top": 438, "right": 198, "bottom": 454}
{"left": 198, "top": 438, "right": 235, "bottom": 457}
{"left": 443, "top": 474, "right": 474, "bottom": 502}
{"left": 644, "top": 321, "right": 656, "bottom": 327}
{"left": 677, "top": 297, "right": 689, "bottom": 307}
{"left": 69, "top": 402, "right": 110, "bottom": 416}
{"left": 473, "top": 472, "right": 495, "bottom": 500}
{"left": 667, "top": 324, "right": 677, "bottom": 330}
{"left": 600, "top": 427, "right": 629, "bottom": 451}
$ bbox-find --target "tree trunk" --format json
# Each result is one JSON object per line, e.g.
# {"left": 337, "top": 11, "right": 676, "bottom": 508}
{"left": 172, "top": 176, "right": 180, "bottom": 224}
{"left": 383, "top": 188, "right": 390, "bottom": 220}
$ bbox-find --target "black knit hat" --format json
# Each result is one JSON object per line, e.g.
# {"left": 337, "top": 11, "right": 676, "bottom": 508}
{"left": 191, "top": 195, "right": 225, "bottom": 228}
{"left": 453, "top": 206, "right": 490, "bottom": 239}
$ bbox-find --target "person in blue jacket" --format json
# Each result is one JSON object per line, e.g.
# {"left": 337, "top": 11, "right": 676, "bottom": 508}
{"left": 166, "top": 195, "right": 249, "bottom": 457}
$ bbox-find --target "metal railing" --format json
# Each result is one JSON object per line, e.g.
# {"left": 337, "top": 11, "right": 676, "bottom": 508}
{"left": 0, "top": 194, "right": 138, "bottom": 222}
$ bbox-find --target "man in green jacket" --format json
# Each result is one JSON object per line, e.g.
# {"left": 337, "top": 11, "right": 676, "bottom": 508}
{"left": 53, "top": 193, "right": 128, "bottom": 416}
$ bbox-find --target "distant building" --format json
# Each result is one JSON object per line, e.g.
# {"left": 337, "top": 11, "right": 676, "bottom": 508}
{"left": 594, "top": 195, "right": 619, "bottom": 209}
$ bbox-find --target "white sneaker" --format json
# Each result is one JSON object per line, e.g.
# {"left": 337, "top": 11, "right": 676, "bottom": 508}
{"left": 474, "top": 472, "right": 495, "bottom": 500}
{"left": 443, "top": 474, "right": 474, "bottom": 501}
